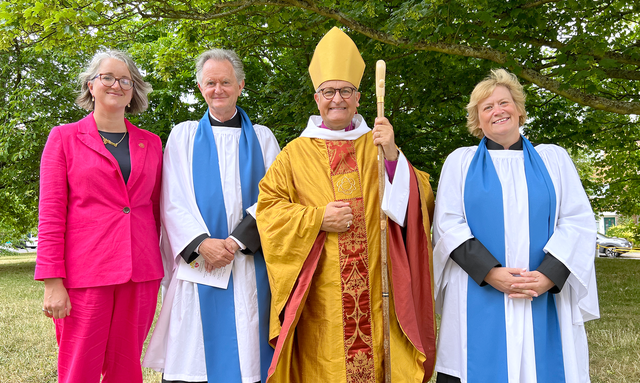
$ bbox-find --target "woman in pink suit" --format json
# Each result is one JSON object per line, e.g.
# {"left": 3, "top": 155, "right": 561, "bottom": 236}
{"left": 35, "top": 50, "right": 164, "bottom": 383}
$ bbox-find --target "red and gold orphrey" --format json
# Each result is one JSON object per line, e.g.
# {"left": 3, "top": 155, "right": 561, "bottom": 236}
{"left": 326, "top": 140, "right": 375, "bottom": 383}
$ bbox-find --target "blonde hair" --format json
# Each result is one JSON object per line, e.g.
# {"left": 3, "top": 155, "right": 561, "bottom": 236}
{"left": 466, "top": 68, "right": 527, "bottom": 138}
{"left": 76, "top": 50, "right": 152, "bottom": 114}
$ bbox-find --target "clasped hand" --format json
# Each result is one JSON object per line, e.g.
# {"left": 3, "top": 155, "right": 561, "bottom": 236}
{"left": 199, "top": 237, "right": 240, "bottom": 272}
{"left": 484, "top": 267, "right": 554, "bottom": 300}
{"left": 321, "top": 201, "right": 353, "bottom": 233}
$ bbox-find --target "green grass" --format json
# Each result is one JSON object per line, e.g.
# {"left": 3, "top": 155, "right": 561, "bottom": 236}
{"left": 1, "top": 254, "right": 638, "bottom": 382}
{"left": 587, "top": 258, "right": 640, "bottom": 382}
{"left": 0, "top": 254, "right": 162, "bottom": 383}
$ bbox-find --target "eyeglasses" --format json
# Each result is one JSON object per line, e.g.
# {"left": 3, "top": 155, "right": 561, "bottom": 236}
{"left": 93, "top": 74, "right": 134, "bottom": 90}
{"left": 317, "top": 87, "right": 357, "bottom": 100}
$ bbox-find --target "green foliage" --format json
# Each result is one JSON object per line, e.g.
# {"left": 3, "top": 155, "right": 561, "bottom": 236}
{"left": 606, "top": 217, "right": 640, "bottom": 245}
{"left": 0, "top": 0, "right": 639, "bottom": 235}
{"left": 0, "top": 45, "right": 88, "bottom": 242}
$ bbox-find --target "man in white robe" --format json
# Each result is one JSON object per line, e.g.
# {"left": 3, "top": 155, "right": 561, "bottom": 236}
{"left": 143, "top": 49, "right": 280, "bottom": 383}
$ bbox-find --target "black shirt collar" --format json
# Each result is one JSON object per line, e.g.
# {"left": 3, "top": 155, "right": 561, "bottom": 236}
{"left": 485, "top": 136, "right": 523, "bottom": 150}
{"left": 209, "top": 110, "right": 241, "bottom": 128}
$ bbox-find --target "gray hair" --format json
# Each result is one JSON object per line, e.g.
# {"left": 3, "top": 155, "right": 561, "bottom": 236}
{"left": 76, "top": 50, "right": 152, "bottom": 114}
{"left": 195, "top": 49, "right": 245, "bottom": 85}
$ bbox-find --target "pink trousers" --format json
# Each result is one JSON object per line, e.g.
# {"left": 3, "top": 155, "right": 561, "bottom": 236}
{"left": 54, "top": 279, "right": 160, "bottom": 383}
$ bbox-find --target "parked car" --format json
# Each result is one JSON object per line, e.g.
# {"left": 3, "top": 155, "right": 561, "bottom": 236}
{"left": 596, "top": 232, "right": 632, "bottom": 258}
{"left": 24, "top": 233, "right": 38, "bottom": 249}
{"left": 10, "top": 240, "right": 27, "bottom": 249}
{"left": 7, "top": 234, "right": 38, "bottom": 251}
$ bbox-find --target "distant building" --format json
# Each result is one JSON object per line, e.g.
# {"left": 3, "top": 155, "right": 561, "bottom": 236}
{"left": 596, "top": 211, "right": 621, "bottom": 234}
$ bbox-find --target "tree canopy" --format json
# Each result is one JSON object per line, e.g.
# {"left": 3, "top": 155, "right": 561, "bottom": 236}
{"left": 0, "top": 0, "right": 639, "bottom": 238}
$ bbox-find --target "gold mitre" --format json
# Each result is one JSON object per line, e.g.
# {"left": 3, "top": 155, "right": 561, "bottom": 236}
{"left": 309, "top": 27, "right": 365, "bottom": 90}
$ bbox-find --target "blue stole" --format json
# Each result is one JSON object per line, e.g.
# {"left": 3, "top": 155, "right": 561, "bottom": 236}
{"left": 464, "top": 136, "right": 565, "bottom": 382}
{"left": 192, "top": 107, "right": 274, "bottom": 382}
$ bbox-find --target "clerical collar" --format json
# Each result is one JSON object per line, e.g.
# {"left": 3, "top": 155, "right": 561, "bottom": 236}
{"left": 320, "top": 121, "right": 355, "bottom": 131}
{"left": 209, "top": 109, "right": 241, "bottom": 127}
{"left": 485, "top": 136, "right": 523, "bottom": 150}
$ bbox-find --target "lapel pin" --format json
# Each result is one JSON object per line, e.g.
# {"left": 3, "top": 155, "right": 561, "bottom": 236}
{"left": 139, "top": 143, "right": 145, "bottom": 148}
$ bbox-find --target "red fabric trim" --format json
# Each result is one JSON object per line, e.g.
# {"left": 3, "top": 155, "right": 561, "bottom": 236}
{"left": 328, "top": 140, "right": 375, "bottom": 381}
{"left": 327, "top": 140, "right": 358, "bottom": 175}
{"left": 388, "top": 166, "right": 437, "bottom": 380}
{"left": 267, "top": 232, "right": 326, "bottom": 380}
{"left": 339, "top": 198, "right": 374, "bottom": 356}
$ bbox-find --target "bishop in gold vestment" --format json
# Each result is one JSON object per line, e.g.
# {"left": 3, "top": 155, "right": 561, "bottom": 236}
{"left": 256, "top": 27, "right": 437, "bottom": 383}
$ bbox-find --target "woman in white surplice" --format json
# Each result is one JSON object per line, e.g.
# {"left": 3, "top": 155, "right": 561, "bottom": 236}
{"left": 432, "top": 69, "right": 599, "bottom": 383}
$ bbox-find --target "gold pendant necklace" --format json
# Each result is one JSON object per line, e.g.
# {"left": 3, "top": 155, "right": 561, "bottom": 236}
{"left": 99, "top": 131, "right": 127, "bottom": 147}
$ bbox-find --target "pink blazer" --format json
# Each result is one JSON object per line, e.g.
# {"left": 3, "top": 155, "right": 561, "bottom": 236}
{"left": 35, "top": 113, "right": 164, "bottom": 288}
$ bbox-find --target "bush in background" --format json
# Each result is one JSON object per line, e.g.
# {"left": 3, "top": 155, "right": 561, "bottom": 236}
{"left": 606, "top": 216, "right": 640, "bottom": 244}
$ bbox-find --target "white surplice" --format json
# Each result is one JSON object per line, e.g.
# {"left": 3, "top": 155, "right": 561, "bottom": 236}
{"left": 142, "top": 120, "right": 280, "bottom": 382}
{"left": 432, "top": 144, "right": 599, "bottom": 383}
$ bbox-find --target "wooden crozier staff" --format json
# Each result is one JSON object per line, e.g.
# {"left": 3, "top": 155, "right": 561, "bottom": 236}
{"left": 376, "top": 60, "right": 392, "bottom": 383}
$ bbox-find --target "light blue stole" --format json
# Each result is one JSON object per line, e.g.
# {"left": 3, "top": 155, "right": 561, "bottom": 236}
{"left": 192, "top": 107, "right": 273, "bottom": 382}
{"left": 464, "top": 136, "right": 565, "bottom": 383}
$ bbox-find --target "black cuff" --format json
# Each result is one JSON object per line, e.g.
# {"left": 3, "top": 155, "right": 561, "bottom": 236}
{"left": 180, "top": 233, "right": 209, "bottom": 264}
{"left": 537, "top": 253, "right": 571, "bottom": 294}
{"left": 450, "top": 238, "right": 501, "bottom": 286}
{"left": 230, "top": 214, "right": 261, "bottom": 254}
